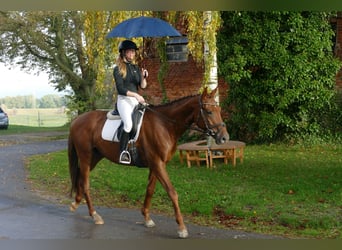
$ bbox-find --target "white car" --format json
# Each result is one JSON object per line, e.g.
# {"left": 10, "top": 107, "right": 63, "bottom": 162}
{"left": 0, "top": 107, "right": 9, "bottom": 129}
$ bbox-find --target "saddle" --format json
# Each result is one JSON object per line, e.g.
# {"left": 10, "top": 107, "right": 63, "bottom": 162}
{"left": 101, "top": 103, "right": 147, "bottom": 167}
{"left": 101, "top": 103, "right": 146, "bottom": 143}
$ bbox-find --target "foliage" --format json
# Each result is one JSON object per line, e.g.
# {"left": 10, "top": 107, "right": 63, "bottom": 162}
{"left": 26, "top": 143, "right": 342, "bottom": 239}
{"left": 217, "top": 11, "right": 342, "bottom": 143}
{"left": 156, "top": 37, "right": 169, "bottom": 103}
{"left": 183, "top": 11, "right": 221, "bottom": 87}
{"left": 0, "top": 11, "right": 91, "bottom": 113}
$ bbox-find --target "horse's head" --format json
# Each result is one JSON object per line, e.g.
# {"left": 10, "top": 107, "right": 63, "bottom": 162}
{"left": 195, "top": 87, "right": 229, "bottom": 144}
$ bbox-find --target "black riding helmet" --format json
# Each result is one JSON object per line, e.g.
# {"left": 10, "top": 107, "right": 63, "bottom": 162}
{"left": 118, "top": 40, "right": 138, "bottom": 53}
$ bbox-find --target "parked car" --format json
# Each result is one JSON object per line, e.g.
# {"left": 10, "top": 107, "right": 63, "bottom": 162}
{"left": 0, "top": 107, "right": 9, "bottom": 129}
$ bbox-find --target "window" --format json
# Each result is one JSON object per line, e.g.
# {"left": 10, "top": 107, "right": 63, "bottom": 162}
{"left": 166, "top": 36, "right": 189, "bottom": 62}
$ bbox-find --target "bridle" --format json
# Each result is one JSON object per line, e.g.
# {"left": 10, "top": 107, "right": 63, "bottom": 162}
{"left": 190, "top": 96, "right": 226, "bottom": 137}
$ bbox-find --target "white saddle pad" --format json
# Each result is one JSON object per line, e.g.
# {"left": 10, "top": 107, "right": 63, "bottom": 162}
{"left": 101, "top": 119, "right": 122, "bottom": 142}
{"left": 101, "top": 111, "right": 145, "bottom": 142}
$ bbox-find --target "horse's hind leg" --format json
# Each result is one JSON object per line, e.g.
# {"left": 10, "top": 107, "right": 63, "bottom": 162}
{"left": 81, "top": 162, "right": 104, "bottom": 225}
{"left": 141, "top": 172, "right": 157, "bottom": 228}
{"left": 71, "top": 159, "right": 104, "bottom": 225}
{"left": 69, "top": 168, "right": 84, "bottom": 212}
{"left": 70, "top": 190, "right": 82, "bottom": 212}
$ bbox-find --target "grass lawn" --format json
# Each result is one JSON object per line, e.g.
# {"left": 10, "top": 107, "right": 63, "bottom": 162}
{"left": 5, "top": 108, "right": 68, "bottom": 127}
{"left": 25, "top": 141, "right": 342, "bottom": 239}
{"left": 0, "top": 124, "right": 68, "bottom": 135}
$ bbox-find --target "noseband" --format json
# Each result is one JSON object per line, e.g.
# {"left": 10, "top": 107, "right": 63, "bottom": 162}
{"left": 191, "top": 96, "right": 226, "bottom": 137}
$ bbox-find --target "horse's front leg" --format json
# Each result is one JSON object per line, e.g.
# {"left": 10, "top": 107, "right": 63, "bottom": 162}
{"left": 155, "top": 167, "right": 189, "bottom": 238}
{"left": 141, "top": 171, "right": 157, "bottom": 228}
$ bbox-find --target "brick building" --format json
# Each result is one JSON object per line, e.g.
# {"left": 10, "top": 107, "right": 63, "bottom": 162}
{"left": 139, "top": 56, "right": 228, "bottom": 106}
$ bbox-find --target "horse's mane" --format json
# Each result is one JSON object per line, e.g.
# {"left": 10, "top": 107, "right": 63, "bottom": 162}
{"left": 148, "top": 94, "right": 200, "bottom": 109}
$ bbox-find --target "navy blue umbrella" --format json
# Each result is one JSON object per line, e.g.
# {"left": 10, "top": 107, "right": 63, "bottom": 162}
{"left": 106, "top": 16, "right": 181, "bottom": 38}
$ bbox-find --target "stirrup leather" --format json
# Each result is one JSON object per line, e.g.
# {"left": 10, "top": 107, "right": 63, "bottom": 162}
{"left": 119, "top": 150, "right": 131, "bottom": 164}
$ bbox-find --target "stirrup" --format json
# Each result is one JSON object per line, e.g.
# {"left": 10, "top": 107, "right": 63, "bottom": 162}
{"left": 119, "top": 150, "right": 131, "bottom": 164}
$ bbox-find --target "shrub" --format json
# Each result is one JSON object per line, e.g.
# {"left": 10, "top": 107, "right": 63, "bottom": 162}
{"left": 218, "top": 11, "right": 342, "bottom": 143}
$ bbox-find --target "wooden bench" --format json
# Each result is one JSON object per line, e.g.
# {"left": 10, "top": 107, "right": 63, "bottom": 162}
{"left": 177, "top": 140, "right": 245, "bottom": 168}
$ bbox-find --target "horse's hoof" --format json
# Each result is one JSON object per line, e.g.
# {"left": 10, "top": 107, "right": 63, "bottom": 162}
{"left": 92, "top": 211, "right": 104, "bottom": 225}
{"left": 144, "top": 219, "right": 156, "bottom": 228}
{"left": 70, "top": 202, "right": 78, "bottom": 212}
{"left": 178, "top": 229, "right": 189, "bottom": 239}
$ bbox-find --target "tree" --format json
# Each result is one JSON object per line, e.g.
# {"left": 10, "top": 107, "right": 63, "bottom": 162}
{"left": 0, "top": 95, "right": 36, "bottom": 108}
{"left": 0, "top": 11, "right": 120, "bottom": 113}
{"left": 39, "top": 94, "right": 65, "bottom": 108}
{"left": 182, "top": 11, "right": 221, "bottom": 91}
{"left": 217, "top": 11, "right": 341, "bottom": 143}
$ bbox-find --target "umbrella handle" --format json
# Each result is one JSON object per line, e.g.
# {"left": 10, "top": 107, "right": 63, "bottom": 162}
{"left": 143, "top": 69, "right": 148, "bottom": 78}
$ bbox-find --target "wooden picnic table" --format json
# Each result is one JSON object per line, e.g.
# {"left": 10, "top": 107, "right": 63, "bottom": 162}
{"left": 177, "top": 140, "right": 245, "bottom": 168}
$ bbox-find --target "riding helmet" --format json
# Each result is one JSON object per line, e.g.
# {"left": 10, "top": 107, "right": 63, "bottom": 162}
{"left": 119, "top": 40, "right": 138, "bottom": 53}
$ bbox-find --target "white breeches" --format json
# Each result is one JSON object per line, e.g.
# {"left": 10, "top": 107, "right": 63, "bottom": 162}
{"left": 117, "top": 95, "right": 139, "bottom": 133}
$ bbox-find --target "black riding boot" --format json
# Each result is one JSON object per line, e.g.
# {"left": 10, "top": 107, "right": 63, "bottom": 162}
{"left": 119, "top": 131, "right": 131, "bottom": 164}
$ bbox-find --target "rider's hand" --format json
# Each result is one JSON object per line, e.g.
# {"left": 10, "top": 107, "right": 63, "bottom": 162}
{"left": 135, "top": 94, "right": 146, "bottom": 104}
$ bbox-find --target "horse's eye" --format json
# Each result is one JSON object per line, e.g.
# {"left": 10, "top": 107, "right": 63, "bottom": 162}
{"left": 206, "top": 110, "right": 213, "bottom": 115}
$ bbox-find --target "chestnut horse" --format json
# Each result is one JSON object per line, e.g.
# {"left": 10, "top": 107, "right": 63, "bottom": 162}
{"left": 68, "top": 87, "right": 229, "bottom": 238}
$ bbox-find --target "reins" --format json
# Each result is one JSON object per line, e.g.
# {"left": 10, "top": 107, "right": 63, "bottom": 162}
{"left": 144, "top": 105, "right": 178, "bottom": 124}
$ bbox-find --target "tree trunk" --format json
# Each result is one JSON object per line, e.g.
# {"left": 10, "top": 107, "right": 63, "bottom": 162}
{"left": 203, "top": 11, "right": 219, "bottom": 104}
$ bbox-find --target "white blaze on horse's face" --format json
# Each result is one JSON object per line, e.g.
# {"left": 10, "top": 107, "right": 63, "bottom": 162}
{"left": 203, "top": 102, "right": 229, "bottom": 143}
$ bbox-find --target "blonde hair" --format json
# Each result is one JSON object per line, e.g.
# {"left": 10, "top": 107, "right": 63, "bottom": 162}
{"left": 115, "top": 53, "right": 137, "bottom": 79}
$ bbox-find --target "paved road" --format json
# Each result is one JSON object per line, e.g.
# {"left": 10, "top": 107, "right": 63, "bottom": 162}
{"left": 0, "top": 134, "right": 280, "bottom": 239}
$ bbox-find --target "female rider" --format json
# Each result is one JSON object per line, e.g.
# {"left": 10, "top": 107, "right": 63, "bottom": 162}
{"left": 113, "top": 40, "right": 148, "bottom": 164}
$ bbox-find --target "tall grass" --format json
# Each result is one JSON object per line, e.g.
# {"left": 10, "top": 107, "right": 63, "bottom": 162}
{"left": 26, "top": 142, "right": 342, "bottom": 239}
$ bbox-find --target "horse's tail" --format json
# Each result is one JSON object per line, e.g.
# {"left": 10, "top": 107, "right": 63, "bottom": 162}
{"left": 68, "top": 135, "right": 79, "bottom": 197}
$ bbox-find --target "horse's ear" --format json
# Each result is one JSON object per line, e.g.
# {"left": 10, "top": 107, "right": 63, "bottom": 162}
{"left": 210, "top": 87, "right": 217, "bottom": 97}
{"left": 201, "top": 86, "right": 217, "bottom": 98}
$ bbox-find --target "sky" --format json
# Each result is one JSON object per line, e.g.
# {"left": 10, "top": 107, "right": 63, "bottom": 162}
{"left": 0, "top": 63, "right": 66, "bottom": 98}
